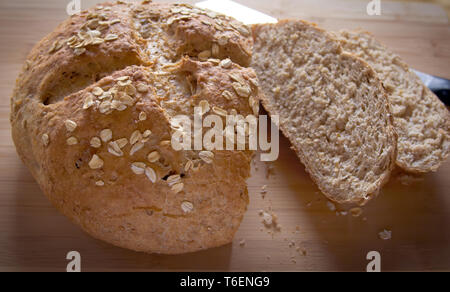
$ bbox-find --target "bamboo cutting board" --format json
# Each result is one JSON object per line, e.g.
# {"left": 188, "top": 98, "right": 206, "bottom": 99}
{"left": 0, "top": 0, "right": 449, "bottom": 271}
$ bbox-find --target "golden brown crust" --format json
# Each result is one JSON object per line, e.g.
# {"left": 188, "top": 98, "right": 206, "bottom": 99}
{"left": 11, "top": 2, "right": 259, "bottom": 254}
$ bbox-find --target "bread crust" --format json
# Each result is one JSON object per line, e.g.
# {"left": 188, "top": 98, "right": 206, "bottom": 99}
{"left": 334, "top": 29, "right": 449, "bottom": 173}
{"left": 10, "top": 2, "right": 259, "bottom": 254}
{"left": 252, "top": 20, "right": 397, "bottom": 205}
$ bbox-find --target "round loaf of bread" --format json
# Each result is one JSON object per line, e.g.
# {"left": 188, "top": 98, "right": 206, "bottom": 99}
{"left": 10, "top": 1, "right": 260, "bottom": 254}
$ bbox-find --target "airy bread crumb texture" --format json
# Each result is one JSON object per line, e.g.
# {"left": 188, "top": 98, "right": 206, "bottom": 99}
{"left": 252, "top": 20, "right": 397, "bottom": 205}
{"left": 334, "top": 30, "right": 449, "bottom": 173}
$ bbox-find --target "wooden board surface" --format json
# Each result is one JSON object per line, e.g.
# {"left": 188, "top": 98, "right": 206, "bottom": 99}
{"left": 0, "top": 0, "right": 449, "bottom": 271}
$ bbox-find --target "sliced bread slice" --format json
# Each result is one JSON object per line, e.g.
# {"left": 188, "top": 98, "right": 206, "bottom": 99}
{"left": 251, "top": 20, "right": 397, "bottom": 205}
{"left": 333, "top": 30, "right": 449, "bottom": 173}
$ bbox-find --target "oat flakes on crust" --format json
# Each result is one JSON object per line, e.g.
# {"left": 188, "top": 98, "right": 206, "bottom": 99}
{"left": 10, "top": 1, "right": 259, "bottom": 254}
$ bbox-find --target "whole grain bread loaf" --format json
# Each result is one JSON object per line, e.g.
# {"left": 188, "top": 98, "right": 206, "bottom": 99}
{"left": 334, "top": 30, "right": 449, "bottom": 173}
{"left": 10, "top": 1, "right": 260, "bottom": 254}
{"left": 251, "top": 20, "right": 397, "bottom": 205}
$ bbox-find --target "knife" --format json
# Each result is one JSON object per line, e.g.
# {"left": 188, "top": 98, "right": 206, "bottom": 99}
{"left": 196, "top": 0, "right": 450, "bottom": 106}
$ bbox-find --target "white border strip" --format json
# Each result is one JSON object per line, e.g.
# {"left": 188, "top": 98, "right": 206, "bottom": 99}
{"left": 196, "top": 0, "right": 278, "bottom": 24}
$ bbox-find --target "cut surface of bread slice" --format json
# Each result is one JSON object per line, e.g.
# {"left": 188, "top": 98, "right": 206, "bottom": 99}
{"left": 251, "top": 20, "right": 397, "bottom": 205}
{"left": 334, "top": 30, "right": 449, "bottom": 173}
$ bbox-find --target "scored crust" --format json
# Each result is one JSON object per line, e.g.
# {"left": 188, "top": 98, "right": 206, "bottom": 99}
{"left": 333, "top": 29, "right": 450, "bottom": 173}
{"left": 251, "top": 20, "right": 397, "bottom": 205}
{"left": 10, "top": 1, "right": 260, "bottom": 254}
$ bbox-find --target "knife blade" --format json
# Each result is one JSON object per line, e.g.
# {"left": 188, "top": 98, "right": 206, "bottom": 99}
{"left": 196, "top": 0, "right": 277, "bottom": 24}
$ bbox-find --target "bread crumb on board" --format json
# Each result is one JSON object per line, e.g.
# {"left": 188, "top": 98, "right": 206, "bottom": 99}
{"left": 350, "top": 207, "right": 363, "bottom": 217}
{"left": 326, "top": 201, "right": 336, "bottom": 212}
{"left": 378, "top": 229, "right": 392, "bottom": 240}
{"left": 260, "top": 184, "right": 267, "bottom": 198}
{"left": 297, "top": 246, "right": 307, "bottom": 256}
{"left": 257, "top": 207, "right": 282, "bottom": 240}
{"left": 397, "top": 173, "right": 424, "bottom": 186}
{"left": 265, "top": 162, "right": 275, "bottom": 179}
{"left": 259, "top": 209, "right": 281, "bottom": 230}
{"left": 324, "top": 201, "right": 365, "bottom": 219}
{"left": 336, "top": 211, "right": 348, "bottom": 216}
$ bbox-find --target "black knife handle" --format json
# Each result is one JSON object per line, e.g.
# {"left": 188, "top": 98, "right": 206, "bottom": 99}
{"left": 433, "top": 89, "right": 449, "bottom": 106}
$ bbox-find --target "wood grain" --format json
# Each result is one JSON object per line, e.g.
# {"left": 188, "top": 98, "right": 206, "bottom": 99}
{"left": 0, "top": 0, "right": 449, "bottom": 271}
